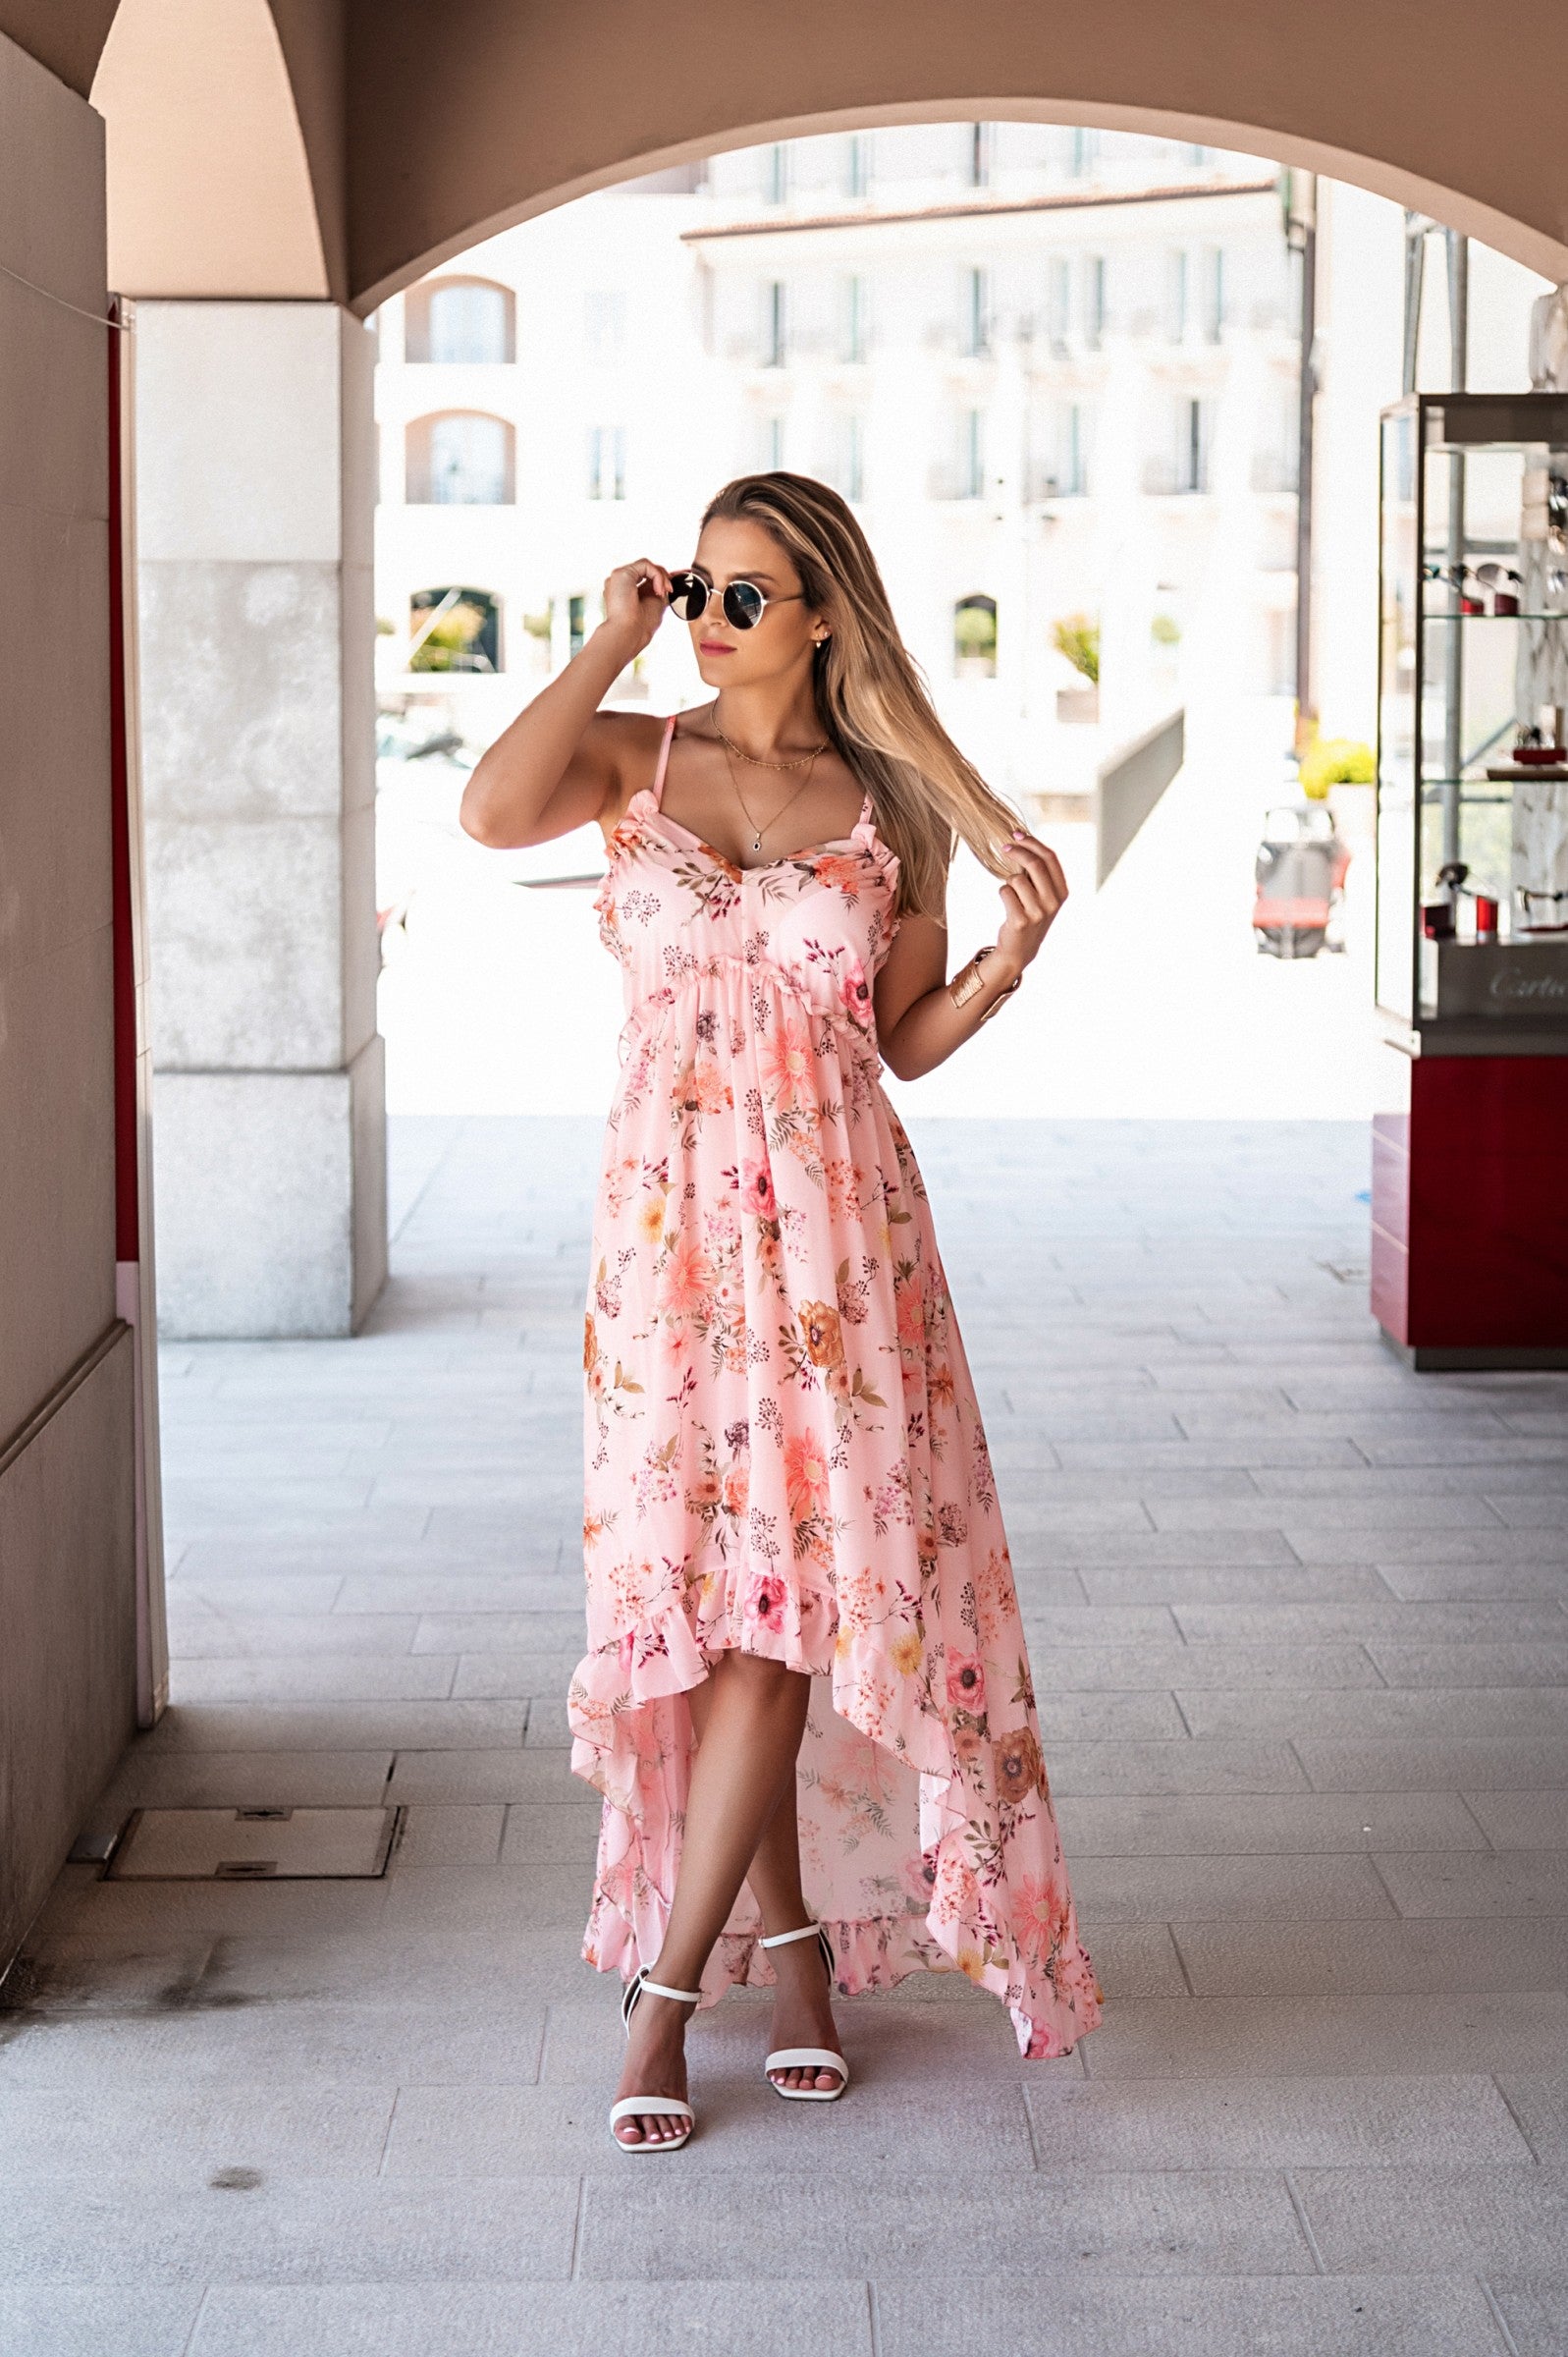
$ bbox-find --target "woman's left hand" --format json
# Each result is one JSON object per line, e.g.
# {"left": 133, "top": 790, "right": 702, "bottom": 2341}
{"left": 993, "top": 830, "right": 1069, "bottom": 979}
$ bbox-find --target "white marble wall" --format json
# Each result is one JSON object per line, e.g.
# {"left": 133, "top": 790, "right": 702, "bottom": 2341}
{"left": 135, "top": 301, "right": 387, "bottom": 1336}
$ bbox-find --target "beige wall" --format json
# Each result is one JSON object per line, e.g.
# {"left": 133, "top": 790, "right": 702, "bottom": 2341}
{"left": 0, "top": 28, "right": 136, "bottom": 1964}
{"left": 2, "top": 2, "right": 1561, "bottom": 314}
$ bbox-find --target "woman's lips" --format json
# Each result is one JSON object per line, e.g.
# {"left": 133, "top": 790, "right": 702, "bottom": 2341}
{"left": 698, "top": 640, "right": 732, "bottom": 656}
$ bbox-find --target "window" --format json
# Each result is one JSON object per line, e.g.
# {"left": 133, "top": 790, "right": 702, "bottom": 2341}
{"left": 406, "top": 412, "right": 514, "bottom": 504}
{"left": 766, "top": 143, "right": 789, "bottom": 205}
{"left": 408, "top": 587, "right": 501, "bottom": 673}
{"left": 960, "top": 408, "right": 985, "bottom": 498}
{"left": 1056, "top": 403, "right": 1088, "bottom": 496}
{"left": 1183, "top": 142, "right": 1211, "bottom": 167}
{"left": 585, "top": 291, "right": 627, "bottom": 364}
{"left": 587, "top": 425, "right": 626, "bottom": 500}
{"left": 840, "top": 274, "right": 868, "bottom": 363}
{"left": 966, "top": 123, "right": 992, "bottom": 188}
{"left": 763, "top": 280, "right": 788, "bottom": 366}
{"left": 1202, "top": 247, "right": 1225, "bottom": 344}
{"left": 953, "top": 594, "right": 998, "bottom": 677}
{"left": 1165, "top": 250, "right": 1189, "bottom": 343}
{"left": 835, "top": 414, "right": 865, "bottom": 503}
{"left": 1178, "top": 397, "right": 1211, "bottom": 492}
{"left": 1083, "top": 254, "right": 1107, "bottom": 349}
{"left": 757, "top": 413, "right": 786, "bottom": 470}
{"left": 405, "top": 278, "right": 514, "bottom": 364}
{"left": 1047, "top": 256, "right": 1070, "bottom": 353}
{"left": 961, "top": 267, "right": 990, "bottom": 357}
{"left": 568, "top": 594, "right": 587, "bottom": 659}
{"left": 1069, "top": 127, "right": 1099, "bottom": 178}
{"left": 843, "top": 134, "right": 871, "bottom": 198}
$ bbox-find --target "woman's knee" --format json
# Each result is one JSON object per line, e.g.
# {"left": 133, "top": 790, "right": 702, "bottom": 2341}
{"left": 717, "top": 1650, "right": 807, "bottom": 1705}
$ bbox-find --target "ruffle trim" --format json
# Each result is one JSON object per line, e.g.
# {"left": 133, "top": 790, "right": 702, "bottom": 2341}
{"left": 568, "top": 1608, "right": 1105, "bottom": 2061}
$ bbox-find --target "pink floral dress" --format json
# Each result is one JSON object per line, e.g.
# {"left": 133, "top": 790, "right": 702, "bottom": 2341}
{"left": 569, "top": 714, "right": 1103, "bottom": 2057}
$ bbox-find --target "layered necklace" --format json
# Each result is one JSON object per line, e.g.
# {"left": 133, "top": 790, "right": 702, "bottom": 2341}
{"left": 710, "top": 712, "right": 830, "bottom": 853}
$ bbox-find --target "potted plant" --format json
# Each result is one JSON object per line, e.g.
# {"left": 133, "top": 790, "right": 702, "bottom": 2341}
{"left": 1053, "top": 613, "right": 1100, "bottom": 722}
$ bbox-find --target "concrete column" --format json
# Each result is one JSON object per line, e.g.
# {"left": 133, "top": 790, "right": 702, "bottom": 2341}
{"left": 135, "top": 301, "right": 387, "bottom": 1337}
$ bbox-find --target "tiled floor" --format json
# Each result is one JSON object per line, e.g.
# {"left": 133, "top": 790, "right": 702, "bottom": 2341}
{"left": 4, "top": 1114, "right": 1567, "bottom": 2357}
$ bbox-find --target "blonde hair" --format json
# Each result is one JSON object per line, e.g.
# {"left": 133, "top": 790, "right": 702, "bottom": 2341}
{"left": 700, "top": 472, "right": 1020, "bottom": 917}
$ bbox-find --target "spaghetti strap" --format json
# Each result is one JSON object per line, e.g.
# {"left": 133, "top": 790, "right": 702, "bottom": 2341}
{"left": 650, "top": 714, "right": 677, "bottom": 808}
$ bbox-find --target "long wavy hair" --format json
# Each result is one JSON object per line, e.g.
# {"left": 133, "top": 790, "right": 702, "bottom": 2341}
{"left": 699, "top": 472, "right": 1020, "bottom": 918}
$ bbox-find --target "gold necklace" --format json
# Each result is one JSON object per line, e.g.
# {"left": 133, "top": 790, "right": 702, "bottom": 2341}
{"left": 719, "top": 740, "right": 820, "bottom": 853}
{"left": 715, "top": 727, "right": 829, "bottom": 771}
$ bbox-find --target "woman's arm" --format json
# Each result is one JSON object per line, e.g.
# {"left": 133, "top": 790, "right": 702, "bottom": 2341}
{"left": 459, "top": 560, "right": 673, "bottom": 849}
{"left": 874, "top": 832, "right": 1067, "bottom": 1082}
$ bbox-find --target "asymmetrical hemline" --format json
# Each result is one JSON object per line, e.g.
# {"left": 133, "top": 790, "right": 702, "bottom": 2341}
{"left": 568, "top": 714, "right": 1103, "bottom": 2058}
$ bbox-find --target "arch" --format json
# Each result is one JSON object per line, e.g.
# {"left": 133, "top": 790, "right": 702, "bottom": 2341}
{"left": 405, "top": 411, "right": 515, "bottom": 505}
{"left": 60, "top": 2, "right": 1568, "bottom": 313}
{"left": 408, "top": 586, "right": 502, "bottom": 673}
{"left": 953, "top": 592, "right": 999, "bottom": 678}
{"left": 405, "top": 275, "right": 516, "bottom": 365}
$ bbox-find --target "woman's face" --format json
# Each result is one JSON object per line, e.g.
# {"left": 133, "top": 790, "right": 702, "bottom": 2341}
{"left": 682, "top": 516, "right": 827, "bottom": 691}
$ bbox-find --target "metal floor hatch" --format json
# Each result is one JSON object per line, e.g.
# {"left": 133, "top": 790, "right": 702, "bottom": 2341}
{"left": 106, "top": 1806, "right": 402, "bottom": 1881}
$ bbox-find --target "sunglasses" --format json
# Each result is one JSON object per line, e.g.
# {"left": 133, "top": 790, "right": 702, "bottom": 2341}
{"left": 666, "top": 571, "right": 803, "bottom": 630}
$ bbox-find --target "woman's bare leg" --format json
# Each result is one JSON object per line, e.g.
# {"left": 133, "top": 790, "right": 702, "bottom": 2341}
{"left": 613, "top": 1651, "right": 810, "bottom": 2144}
{"left": 742, "top": 1768, "right": 845, "bottom": 2094}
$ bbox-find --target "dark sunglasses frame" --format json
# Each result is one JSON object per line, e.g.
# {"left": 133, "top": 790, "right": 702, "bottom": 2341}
{"left": 666, "top": 571, "right": 804, "bottom": 630}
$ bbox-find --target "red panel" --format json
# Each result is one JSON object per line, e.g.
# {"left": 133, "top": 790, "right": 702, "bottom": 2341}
{"left": 1401, "top": 1056, "right": 1568, "bottom": 1347}
{"left": 1371, "top": 1124, "right": 1410, "bottom": 1248}
{"left": 1370, "top": 1224, "right": 1409, "bottom": 1345}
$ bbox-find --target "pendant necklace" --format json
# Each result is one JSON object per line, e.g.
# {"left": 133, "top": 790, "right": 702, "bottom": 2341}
{"left": 711, "top": 717, "right": 828, "bottom": 853}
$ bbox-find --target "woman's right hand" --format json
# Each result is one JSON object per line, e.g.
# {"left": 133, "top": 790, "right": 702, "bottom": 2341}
{"left": 600, "top": 559, "right": 674, "bottom": 660}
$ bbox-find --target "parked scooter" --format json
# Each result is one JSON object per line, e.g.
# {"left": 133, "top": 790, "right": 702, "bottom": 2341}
{"left": 1252, "top": 800, "right": 1350, "bottom": 959}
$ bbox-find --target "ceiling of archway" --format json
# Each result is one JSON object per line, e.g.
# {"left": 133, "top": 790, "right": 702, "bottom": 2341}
{"left": 6, "top": 0, "right": 1568, "bottom": 308}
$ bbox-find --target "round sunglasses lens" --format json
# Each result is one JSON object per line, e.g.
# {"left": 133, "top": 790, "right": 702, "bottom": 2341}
{"left": 724, "top": 581, "right": 766, "bottom": 630}
{"left": 668, "top": 574, "right": 708, "bottom": 621}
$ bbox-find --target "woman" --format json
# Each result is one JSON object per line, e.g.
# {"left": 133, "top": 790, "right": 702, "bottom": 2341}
{"left": 460, "top": 472, "right": 1102, "bottom": 2152}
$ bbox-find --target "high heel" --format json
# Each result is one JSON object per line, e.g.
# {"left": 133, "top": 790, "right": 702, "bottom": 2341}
{"left": 609, "top": 1968, "right": 700, "bottom": 2152}
{"left": 759, "top": 1921, "right": 849, "bottom": 2102}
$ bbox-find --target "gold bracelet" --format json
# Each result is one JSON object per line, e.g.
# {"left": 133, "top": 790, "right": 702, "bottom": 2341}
{"left": 949, "top": 945, "right": 1021, "bottom": 1017}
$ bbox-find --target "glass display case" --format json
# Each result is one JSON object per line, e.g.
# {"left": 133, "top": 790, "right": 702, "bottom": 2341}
{"left": 1378, "top": 391, "right": 1568, "bottom": 1036}
{"left": 1374, "top": 392, "right": 1568, "bottom": 1370}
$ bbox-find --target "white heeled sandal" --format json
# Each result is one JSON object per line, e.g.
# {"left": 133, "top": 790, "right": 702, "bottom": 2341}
{"left": 609, "top": 1967, "right": 700, "bottom": 2153}
{"left": 760, "top": 1921, "right": 849, "bottom": 2102}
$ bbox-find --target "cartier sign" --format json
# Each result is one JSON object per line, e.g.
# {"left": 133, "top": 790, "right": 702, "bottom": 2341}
{"left": 1422, "top": 938, "right": 1568, "bottom": 1023}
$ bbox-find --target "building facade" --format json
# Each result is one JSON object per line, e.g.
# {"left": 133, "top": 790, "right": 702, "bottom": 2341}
{"left": 372, "top": 127, "right": 1305, "bottom": 806}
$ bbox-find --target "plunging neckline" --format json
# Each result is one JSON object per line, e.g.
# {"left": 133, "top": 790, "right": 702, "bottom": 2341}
{"left": 632, "top": 709, "right": 882, "bottom": 876}
{"left": 631, "top": 794, "right": 867, "bottom": 876}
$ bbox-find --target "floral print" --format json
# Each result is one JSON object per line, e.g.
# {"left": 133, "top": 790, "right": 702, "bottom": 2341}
{"left": 569, "top": 715, "right": 1103, "bottom": 2058}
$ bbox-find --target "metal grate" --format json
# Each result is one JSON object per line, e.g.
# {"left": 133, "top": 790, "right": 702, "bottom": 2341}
{"left": 106, "top": 1806, "right": 402, "bottom": 1881}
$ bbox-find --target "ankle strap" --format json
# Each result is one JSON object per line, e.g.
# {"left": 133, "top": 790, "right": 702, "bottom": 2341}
{"left": 759, "top": 1921, "right": 821, "bottom": 1950}
{"left": 638, "top": 1974, "right": 703, "bottom": 2003}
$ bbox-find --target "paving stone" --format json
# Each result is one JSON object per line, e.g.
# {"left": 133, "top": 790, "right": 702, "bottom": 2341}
{"left": 1021, "top": 2071, "right": 1531, "bottom": 2167}
{"left": 1462, "top": 1791, "right": 1568, "bottom": 1845}
{"left": 1368, "top": 1642, "right": 1568, "bottom": 1687}
{"left": 577, "top": 2166, "right": 1313, "bottom": 2279}
{"left": 0, "top": 2001, "right": 545, "bottom": 2089}
{"left": 79, "top": 1749, "right": 397, "bottom": 1819}
{"left": 1078, "top": 1563, "right": 1392, "bottom": 1604}
{"left": 1492, "top": 2072, "right": 1568, "bottom": 2165}
{"left": 1490, "top": 2280, "right": 1568, "bottom": 2357}
{"left": 162, "top": 1611, "right": 419, "bottom": 1658}
{"left": 1047, "top": 1740, "right": 1312, "bottom": 1795}
{"left": 1074, "top": 1852, "right": 1395, "bottom": 1920}
{"left": 0, "top": 2083, "right": 396, "bottom": 2179}
{"left": 1295, "top": 1739, "right": 1568, "bottom": 1791}
{"left": 1375, "top": 1562, "right": 1568, "bottom": 1601}
{"left": 384, "top": 2076, "right": 1036, "bottom": 2176}
{"left": 393, "top": 1805, "right": 506, "bottom": 1866}
{"left": 1034, "top": 1642, "right": 1384, "bottom": 1690}
{"left": 1084, "top": 1994, "right": 1568, "bottom": 2079}
{"left": 0, "top": 2175, "right": 579, "bottom": 2283}
{"left": 1294, "top": 2161, "right": 1568, "bottom": 2273}
{"left": 1172, "top": 1602, "right": 1568, "bottom": 1643}
{"left": 876, "top": 2274, "right": 1511, "bottom": 2357}
{"left": 386, "top": 1749, "right": 596, "bottom": 1804}
{"left": 0, "top": 2290, "right": 203, "bottom": 2357}
{"left": 139, "top": 1702, "right": 528, "bottom": 1752}
{"left": 1170, "top": 1916, "right": 1568, "bottom": 1996}
{"left": 186, "top": 2280, "right": 874, "bottom": 2357}
{"left": 1374, "top": 1850, "right": 1568, "bottom": 1917}
{"left": 172, "top": 1656, "right": 459, "bottom": 1702}
{"left": 1056, "top": 1791, "right": 1485, "bottom": 1855}
{"left": 1176, "top": 1689, "right": 1568, "bottom": 1739}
